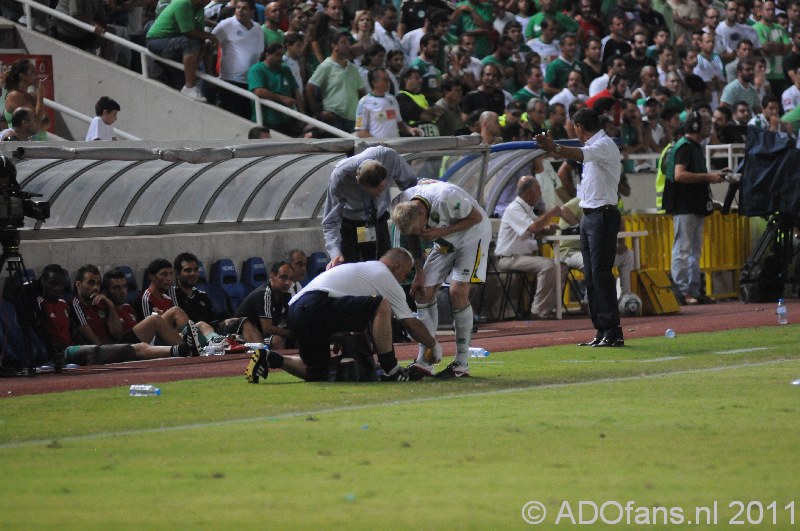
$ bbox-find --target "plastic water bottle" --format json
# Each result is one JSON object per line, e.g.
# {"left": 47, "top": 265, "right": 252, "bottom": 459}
{"left": 665, "top": 329, "right": 676, "bottom": 338}
{"left": 201, "top": 344, "right": 225, "bottom": 356}
{"left": 245, "top": 343, "right": 270, "bottom": 351}
{"left": 129, "top": 384, "right": 161, "bottom": 396}
{"left": 777, "top": 299, "right": 788, "bottom": 325}
{"left": 469, "top": 347, "right": 490, "bottom": 358}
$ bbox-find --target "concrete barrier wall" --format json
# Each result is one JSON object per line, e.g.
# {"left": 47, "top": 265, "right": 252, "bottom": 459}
{"left": 19, "top": 226, "right": 326, "bottom": 286}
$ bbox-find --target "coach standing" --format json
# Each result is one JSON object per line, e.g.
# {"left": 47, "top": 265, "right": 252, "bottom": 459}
{"left": 322, "top": 146, "right": 418, "bottom": 268}
{"left": 534, "top": 108, "right": 625, "bottom": 347}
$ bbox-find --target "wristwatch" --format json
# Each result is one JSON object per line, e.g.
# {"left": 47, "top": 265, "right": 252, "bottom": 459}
{"left": 555, "top": 144, "right": 562, "bottom": 154}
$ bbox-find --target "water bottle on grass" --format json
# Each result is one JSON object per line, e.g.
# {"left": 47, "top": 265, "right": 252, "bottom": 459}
{"left": 777, "top": 299, "right": 788, "bottom": 325}
{"left": 129, "top": 384, "right": 160, "bottom": 396}
{"left": 469, "top": 347, "right": 490, "bottom": 358}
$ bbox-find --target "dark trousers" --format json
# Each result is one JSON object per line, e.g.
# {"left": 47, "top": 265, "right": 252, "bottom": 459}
{"left": 340, "top": 212, "right": 391, "bottom": 263}
{"left": 580, "top": 208, "right": 622, "bottom": 339}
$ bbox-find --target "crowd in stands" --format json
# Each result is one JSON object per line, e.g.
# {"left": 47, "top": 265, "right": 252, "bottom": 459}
{"left": 2, "top": 0, "right": 800, "bottom": 145}
{"left": 0, "top": 248, "right": 311, "bottom": 371}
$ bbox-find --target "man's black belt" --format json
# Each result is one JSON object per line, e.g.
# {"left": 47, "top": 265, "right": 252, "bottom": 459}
{"left": 582, "top": 204, "right": 618, "bottom": 215}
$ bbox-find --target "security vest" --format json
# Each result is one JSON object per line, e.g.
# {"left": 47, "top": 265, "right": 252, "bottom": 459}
{"left": 654, "top": 141, "right": 673, "bottom": 213}
{"left": 399, "top": 91, "right": 439, "bottom": 137}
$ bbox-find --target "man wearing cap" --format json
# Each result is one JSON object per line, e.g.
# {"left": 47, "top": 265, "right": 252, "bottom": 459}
{"left": 322, "top": 146, "right": 418, "bottom": 268}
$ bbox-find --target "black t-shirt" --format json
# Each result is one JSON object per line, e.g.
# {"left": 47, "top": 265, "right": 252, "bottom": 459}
{"left": 171, "top": 286, "right": 216, "bottom": 325}
{"left": 602, "top": 39, "right": 632, "bottom": 68}
{"left": 235, "top": 284, "right": 289, "bottom": 332}
{"left": 397, "top": 92, "right": 440, "bottom": 136}
{"left": 784, "top": 52, "right": 800, "bottom": 83}
{"left": 400, "top": 0, "right": 451, "bottom": 32}
{"left": 461, "top": 88, "right": 505, "bottom": 116}
{"left": 668, "top": 139, "right": 712, "bottom": 215}
{"left": 632, "top": 7, "right": 666, "bottom": 29}
{"left": 622, "top": 52, "right": 656, "bottom": 85}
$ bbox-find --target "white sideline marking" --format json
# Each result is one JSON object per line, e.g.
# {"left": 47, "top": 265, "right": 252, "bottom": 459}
{"left": 562, "top": 356, "right": 685, "bottom": 363}
{"left": 0, "top": 359, "right": 795, "bottom": 450}
{"left": 714, "top": 347, "right": 769, "bottom": 355}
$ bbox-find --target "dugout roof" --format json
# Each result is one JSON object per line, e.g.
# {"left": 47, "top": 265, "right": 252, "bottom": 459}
{"left": 1, "top": 138, "right": 546, "bottom": 237}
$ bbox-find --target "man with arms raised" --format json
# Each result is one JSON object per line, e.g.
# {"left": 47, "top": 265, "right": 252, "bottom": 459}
{"left": 535, "top": 108, "right": 626, "bottom": 347}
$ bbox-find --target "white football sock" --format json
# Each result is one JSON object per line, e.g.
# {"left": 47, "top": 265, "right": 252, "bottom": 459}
{"left": 453, "top": 304, "right": 473, "bottom": 365}
{"left": 415, "top": 301, "right": 438, "bottom": 363}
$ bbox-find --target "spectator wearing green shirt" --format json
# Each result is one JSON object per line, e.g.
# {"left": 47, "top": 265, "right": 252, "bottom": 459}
{"left": 410, "top": 34, "right": 443, "bottom": 106}
{"left": 247, "top": 42, "right": 304, "bottom": 136}
{"left": 146, "top": 0, "right": 217, "bottom": 102}
{"left": 514, "top": 61, "right": 548, "bottom": 106}
{"left": 305, "top": 31, "right": 367, "bottom": 133}
{"left": 482, "top": 35, "right": 522, "bottom": 93}
{"left": 544, "top": 32, "right": 580, "bottom": 97}
{"left": 753, "top": 0, "right": 792, "bottom": 96}
{"left": 450, "top": 0, "right": 494, "bottom": 59}
{"left": 524, "top": 0, "right": 577, "bottom": 41}
{"left": 262, "top": 2, "right": 284, "bottom": 48}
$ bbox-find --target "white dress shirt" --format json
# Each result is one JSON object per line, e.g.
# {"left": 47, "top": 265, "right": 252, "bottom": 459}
{"left": 577, "top": 130, "right": 622, "bottom": 209}
{"left": 495, "top": 196, "right": 538, "bottom": 257}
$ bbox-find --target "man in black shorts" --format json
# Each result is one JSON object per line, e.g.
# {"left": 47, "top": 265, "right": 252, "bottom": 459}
{"left": 246, "top": 248, "right": 441, "bottom": 383}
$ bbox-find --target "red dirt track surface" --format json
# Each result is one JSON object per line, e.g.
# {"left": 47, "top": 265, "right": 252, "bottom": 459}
{"left": 1, "top": 299, "right": 795, "bottom": 398}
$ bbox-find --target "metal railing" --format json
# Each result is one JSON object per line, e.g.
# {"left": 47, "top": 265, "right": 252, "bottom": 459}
{"left": 45, "top": 98, "right": 141, "bottom": 140}
{"left": 14, "top": 0, "right": 354, "bottom": 139}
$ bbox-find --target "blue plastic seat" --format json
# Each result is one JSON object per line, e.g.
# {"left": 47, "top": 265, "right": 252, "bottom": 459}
{"left": 303, "top": 251, "right": 329, "bottom": 285}
{"left": 209, "top": 259, "right": 248, "bottom": 316}
{"left": 241, "top": 256, "right": 268, "bottom": 292}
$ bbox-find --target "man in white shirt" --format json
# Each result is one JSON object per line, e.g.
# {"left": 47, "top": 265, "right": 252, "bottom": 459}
{"left": 392, "top": 181, "right": 493, "bottom": 379}
{"left": 716, "top": 0, "right": 761, "bottom": 56}
{"left": 495, "top": 175, "right": 562, "bottom": 319}
{"left": 693, "top": 32, "right": 726, "bottom": 109}
{"left": 246, "top": 248, "right": 441, "bottom": 383}
{"left": 373, "top": 4, "right": 405, "bottom": 64}
{"left": 589, "top": 56, "right": 627, "bottom": 97}
{"left": 401, "top": 9, "right": 449, "bottom": 63}
{"left": 212, "top": 0, "right": 264, "bottom": 118}
{"left": 781, "top": 65, "right": 800, "bottom": 112}
{"left": 527, "top": 17, "right": 560, "bottom": 75}
{"left": 535, "top": 107, "right": 625, "bottom": 347}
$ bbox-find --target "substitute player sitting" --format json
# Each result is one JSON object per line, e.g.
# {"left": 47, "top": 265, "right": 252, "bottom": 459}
{"left": 391, "top": 181, "right": 492, "bottom": 379}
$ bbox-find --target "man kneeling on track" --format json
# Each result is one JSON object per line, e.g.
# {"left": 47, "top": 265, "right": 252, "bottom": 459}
{"left": 245, "top": 248, "right": 441, "bottom": 383}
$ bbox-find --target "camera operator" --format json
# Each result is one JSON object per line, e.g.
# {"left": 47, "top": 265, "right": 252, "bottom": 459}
{"left": 662, "top": 110, "right": 728, "bottom": 306}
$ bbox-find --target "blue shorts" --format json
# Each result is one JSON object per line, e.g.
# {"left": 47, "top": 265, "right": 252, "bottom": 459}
{"left": 287, "top": 291, "right": 383, "bottom": 381}
{"left": 146, "top": 35, "right": 200, "bottom": 60}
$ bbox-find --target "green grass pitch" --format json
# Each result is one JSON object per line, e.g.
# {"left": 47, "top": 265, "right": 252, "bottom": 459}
{"left": 1, "top": 326, "right": 798, "bottom": 529}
